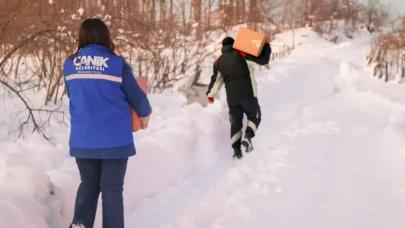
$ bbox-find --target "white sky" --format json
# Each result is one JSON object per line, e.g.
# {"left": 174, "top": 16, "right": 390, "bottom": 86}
{"left": 389, "top": 0, "right": 405, "bottom": 15}
{"left": 368, "top": 0, "right": 405, "bottom": 16}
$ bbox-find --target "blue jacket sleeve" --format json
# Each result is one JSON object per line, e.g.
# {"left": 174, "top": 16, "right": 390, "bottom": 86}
{"left": 121, "top": 61, "right": 152, "bottom": 118}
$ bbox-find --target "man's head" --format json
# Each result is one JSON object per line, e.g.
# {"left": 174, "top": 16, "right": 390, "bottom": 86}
{"left": 222, "top": 37, "right": 234, "bottom": 46}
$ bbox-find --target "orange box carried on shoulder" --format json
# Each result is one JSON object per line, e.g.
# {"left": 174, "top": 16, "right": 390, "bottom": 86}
{"left": 233, "top": 27, "right": 265, "bottom": 57}
{"left": 131, "top": 76, "right": 148, "bottom": 132}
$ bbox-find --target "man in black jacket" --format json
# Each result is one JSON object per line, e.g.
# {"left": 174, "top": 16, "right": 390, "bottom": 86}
{"left": 206, "top": 36, "right": 271, "bottom": 159}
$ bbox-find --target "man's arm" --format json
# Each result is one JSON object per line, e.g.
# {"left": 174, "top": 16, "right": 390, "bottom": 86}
{"left": 244, "top": 42, "right": 272, "bottom": 66}
{"left": 206, "top": 65, "right": 224, "bottom": 98}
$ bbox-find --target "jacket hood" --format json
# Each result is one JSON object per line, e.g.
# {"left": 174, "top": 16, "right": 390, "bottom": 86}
{"left": 221, "top": 45, "right": 234, "bottom": 53}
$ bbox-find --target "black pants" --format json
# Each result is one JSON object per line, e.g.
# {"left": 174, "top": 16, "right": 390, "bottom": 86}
{"left": 228, "top": 97, "right": 261, "bottom": 150}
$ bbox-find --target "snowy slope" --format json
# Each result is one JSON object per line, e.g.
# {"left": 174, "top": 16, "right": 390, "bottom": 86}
{"left": 125, "top": 29, "right": 405, "bottom": 228}
{"left": 1, "top": 28, "right": 405, "bottom": 228}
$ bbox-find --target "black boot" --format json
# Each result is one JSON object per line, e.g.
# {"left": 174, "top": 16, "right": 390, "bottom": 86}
{"left": 242, "top": 137, "right": 254, "bottom": 153}
{"left": 233, "top": 149, "right": 243, "bottom": 159}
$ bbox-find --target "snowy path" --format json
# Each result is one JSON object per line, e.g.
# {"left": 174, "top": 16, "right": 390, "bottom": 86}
{"left": 1, "top": 30, "right": 404, "bottom": 228}
{"left": 126, "top": 34, "right": 405, "bottom": 228}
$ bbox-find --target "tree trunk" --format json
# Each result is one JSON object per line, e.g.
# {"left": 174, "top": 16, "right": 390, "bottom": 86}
{"left": 206, "top": 0, "right": 214, "bottom": 29}
{"left": 248, "top": 0, "right": 256, "bottom": 29}
{"left": 292, "top": 17, "right": 296, "bottom": 49}
{"left": 241, "top": 0, "right": 245, "bottom": 23}
{"left": 151, "top": 0, "right": 156, "bottom": 25}
{"left": 288, "top": 5, "right": 296, "bottom": 49}
{"left": 229, "top": 0, "right": 234, "bottom": 25}
{"left": 236, "top": 0, "right": 240, "bottom": 23}
{"left": 169, "top": 0, "right": 173, "bottom": 22}
{"left": 181, "top": 2, "right": 186, "bottom": 28}
{"left": 160, "top": 0, "right": 166, "bottom": 23}
{"left": 192, "top": 0, "right": 202, "bottom": 39}
{"left": 142, "top": 0, "right": 147, "bottom": 15}
{"left": 303, "top": 0, "right": 309, "bottom": 26}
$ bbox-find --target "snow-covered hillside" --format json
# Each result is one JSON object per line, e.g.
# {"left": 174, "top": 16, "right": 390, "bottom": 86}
{"left": 1, "top": 28, "right": 405, "bottom": 228}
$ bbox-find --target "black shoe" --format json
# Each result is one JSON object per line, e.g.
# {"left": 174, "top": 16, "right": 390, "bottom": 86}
{"left": 233, "top": 149, "right": 243, "bottom": 159}
{"left": 242, "top": 137, "right": 254, "bottom": 153}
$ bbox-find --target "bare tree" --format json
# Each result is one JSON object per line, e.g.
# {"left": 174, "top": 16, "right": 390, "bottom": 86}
{"left": 192, "top": 0, "right": 203, "bottom": 39}
{"left": 364, "top": 0, "right": 390, "bottom": 33}
{"left": 0, "top": 0, "right": 296, "bottom": 139}
{"left": 258, "top": 0, "right": 281, "bottom": 24}
{"left": 248, "top": 0, "right": 258, "bottom": 30}
{"left": 283, "top": 0, "right": 302, "bottom": 49}
{"left": 236, "top": 0, "right": 245, "bottom": 24}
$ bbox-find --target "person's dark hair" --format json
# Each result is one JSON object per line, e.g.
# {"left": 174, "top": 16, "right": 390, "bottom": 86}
{"left": 68, "top": 18, "right": 116, "bottom": 59}
{"left": 222, "top": 37, "right": 234, "bottom": 46}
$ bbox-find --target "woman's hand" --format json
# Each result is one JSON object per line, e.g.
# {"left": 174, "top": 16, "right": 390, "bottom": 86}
{"left": 140, "top": 117, "right": 149, "bottom": 129}
{"left": 140, "top": 110, "right": 152, "bottom": 129}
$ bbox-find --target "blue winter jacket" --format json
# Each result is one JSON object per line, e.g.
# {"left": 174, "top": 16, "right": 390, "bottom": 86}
{"left": 63, "top": 44, "right": 151, "bottom": 159}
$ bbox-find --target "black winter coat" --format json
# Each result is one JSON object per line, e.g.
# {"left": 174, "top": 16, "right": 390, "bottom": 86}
{"left": 206, "top": 43, "right": 272, "bottom": 102}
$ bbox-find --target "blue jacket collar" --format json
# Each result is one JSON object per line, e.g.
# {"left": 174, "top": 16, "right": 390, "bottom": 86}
{"left": 82, "top": 44, "right": 111, "bottom": 52}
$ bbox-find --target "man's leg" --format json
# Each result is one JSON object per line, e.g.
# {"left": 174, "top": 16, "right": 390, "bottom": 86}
{"left": 71, "top": 158, "right": 101, "bottom": 228}
{"left": 100, "top": 158, "right": 128, "bottom": 228}
{"left": 241, "top": 98, "right": 262, "bottom": 152}
{"left": 228, "top": 102, "right": 244, "bottom": 158}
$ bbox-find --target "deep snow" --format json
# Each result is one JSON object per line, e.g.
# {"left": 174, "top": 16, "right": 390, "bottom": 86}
{"left": 1, "top": 28, "right": 405, "bottom": 228}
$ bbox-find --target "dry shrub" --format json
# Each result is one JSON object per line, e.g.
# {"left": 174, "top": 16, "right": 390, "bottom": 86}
{"left": 367, "top": 25, "right": 405, "bottom": 82}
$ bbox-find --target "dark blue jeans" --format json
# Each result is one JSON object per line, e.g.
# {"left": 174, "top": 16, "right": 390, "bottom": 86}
{"left": 71, "top": 158, "right": 128, "bottom": 228}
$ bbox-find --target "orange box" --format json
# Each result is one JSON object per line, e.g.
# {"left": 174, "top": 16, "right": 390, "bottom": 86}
{"left": 233, "top": 27, "right": 265, "bottom": 57}
{"left": 131, "top": 76, "right": 148, "bottom": 132}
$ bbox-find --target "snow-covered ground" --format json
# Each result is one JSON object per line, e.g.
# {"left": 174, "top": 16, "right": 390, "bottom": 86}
{"left": 1, "top": 28, "right": 405, "bottom": 228}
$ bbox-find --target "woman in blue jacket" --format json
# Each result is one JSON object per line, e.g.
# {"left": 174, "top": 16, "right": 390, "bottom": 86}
{"left": 64, "top": 18, "right": 152, "bottom": 228}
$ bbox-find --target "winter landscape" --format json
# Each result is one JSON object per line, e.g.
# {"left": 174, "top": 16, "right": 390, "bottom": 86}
{"left": 1, "top": 0, "right": 405, "bottom": 227}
